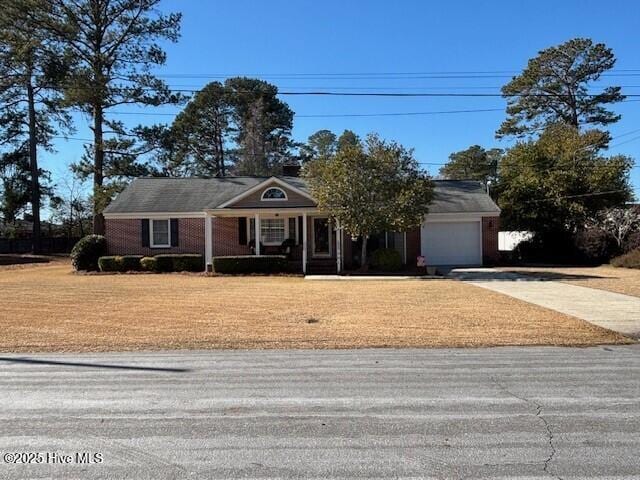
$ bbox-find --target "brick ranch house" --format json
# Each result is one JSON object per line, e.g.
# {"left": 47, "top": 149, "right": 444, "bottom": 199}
{"left": 103, "top": 173, "right": 500, "bottom": 274}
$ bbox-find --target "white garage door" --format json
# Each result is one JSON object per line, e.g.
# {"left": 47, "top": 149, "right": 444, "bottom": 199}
{"left": 421, "top": 221, "right": 482, "bottom": 266}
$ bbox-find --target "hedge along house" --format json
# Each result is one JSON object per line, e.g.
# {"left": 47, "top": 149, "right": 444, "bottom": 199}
{"left": 103, "top": 173, "right": 500, "bottom": 274}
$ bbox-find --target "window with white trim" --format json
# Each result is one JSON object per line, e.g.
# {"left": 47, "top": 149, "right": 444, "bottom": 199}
{"left": 151, "top": 219, "right": 170, "bottom": 247}
{"left": 261, "top": 187, "right": 287, "bottom": 201}
{"left": 261, "top": 218, "right": 286, "bottom": 244}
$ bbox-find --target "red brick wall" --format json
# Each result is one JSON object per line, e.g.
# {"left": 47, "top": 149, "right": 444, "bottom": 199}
{"left": 482, "top": 216, "right": 500, "bottom": 265}
{"left": 212, "top": 217, "right": 251, "bottom": 256}
{"left": 105, "top": 218, "right": 205, "bottom": 256}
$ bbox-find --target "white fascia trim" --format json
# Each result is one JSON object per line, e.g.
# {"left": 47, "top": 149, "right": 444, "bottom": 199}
{"left": 206, "top": 207, "right": 320, "bottom": 216}
{"left": 425, "top": 211, "right": 499, "bottom": 222}
{"left": 216, "top": 177, "right": 315, "bottom": 208}
{"left": 104, "top": 212, "right": 206, "bottom": 219}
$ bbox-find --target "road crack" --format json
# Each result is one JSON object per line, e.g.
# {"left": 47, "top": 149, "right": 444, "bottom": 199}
{"left": 491, "top": 376, "right": 563, "bottom": 480}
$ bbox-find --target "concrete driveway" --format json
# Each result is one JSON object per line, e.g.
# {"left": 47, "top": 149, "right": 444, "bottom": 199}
{"left": 1, "top": 347, "right": 640, "bottom": 479}
{"left": 450, "top": 268, "right": 640, "bottom": 338}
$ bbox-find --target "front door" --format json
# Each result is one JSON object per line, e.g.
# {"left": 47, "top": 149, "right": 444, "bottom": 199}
{"left": 312, "top": 217, "right": 331, "bottom": 257}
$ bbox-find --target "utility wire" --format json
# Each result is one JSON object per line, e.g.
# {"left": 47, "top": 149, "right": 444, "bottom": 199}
{"left": 523, "top": 189, "right": 632, "bottom": 203}
{"left": 94, "top": 107, "right": 506, "bottom": 118}
{"left": 142, "top": 70, "right": 640, "bottom": 80}
{"left": 52, "top": 87, "right": 640, "bottom": 97}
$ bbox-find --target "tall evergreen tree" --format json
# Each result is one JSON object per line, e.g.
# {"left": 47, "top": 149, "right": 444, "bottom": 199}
{"left": 439, "top": 145, "right": 502, "bottom": 187}
{"left": 336, "top": 130, "right": 360, "bottom": 152}
{"left": 224, "top": 77, "right": 294, "bottom": 176}
{"left": 41, "top": 0, "right": 182, "bottom": 234}
{"left": 0, "top": 147, "right": 54, "bottom": 227}
{"left": 302, "top": 129, "right": 337, "bottom": 161}
{"left": 171, "top": 82, "right": 232, "bottom": 176}
{"left": 0, "top": 0, "right": 71, "bottom": 251}
{"left": 497, "top": 38, "right": 624, "bottom": 138}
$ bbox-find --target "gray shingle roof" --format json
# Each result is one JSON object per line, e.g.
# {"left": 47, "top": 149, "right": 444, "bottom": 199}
{"left": 104, "top": 176, "right": 499, "bottom": 215}
{"left": 429, "top": 180, "right": 500, "bottom": 214}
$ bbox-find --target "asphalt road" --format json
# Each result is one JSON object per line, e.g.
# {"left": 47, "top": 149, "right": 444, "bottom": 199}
{"left": 1, "top": 347, "right": 639, "bottom": 479}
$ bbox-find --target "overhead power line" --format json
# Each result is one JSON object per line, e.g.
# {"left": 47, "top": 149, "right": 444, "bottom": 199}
{"left": 53, "top": 86, "right": 640, "bottom": 97}
{"left": 610, "top": 134, "right": 640, "bottom": 149}
{"left": 96, "top": 107, "right": 506, "bottom": 118}
{"left": 274, "top": 91, "right": 640, "bottom": 98}
{"left": 159, "top": 84, "right": 640, "bottom": 91}
{"left": 143, "top": 69, "right": 640, "bottom": 80}
{"left": 523, "top": 189, "right": 632, "bottom": 203}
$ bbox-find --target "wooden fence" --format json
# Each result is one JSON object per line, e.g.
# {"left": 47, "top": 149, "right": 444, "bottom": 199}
{"left": 0, "top": 237, "right": 80, "bottom": 254}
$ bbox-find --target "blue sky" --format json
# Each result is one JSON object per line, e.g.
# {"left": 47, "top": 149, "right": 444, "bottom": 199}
{"left": 44, "top": 0, "right": 640, "bottom": 209}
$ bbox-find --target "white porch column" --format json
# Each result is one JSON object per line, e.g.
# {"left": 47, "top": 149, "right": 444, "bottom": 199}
{"left": 204, "top": 213, "right": 213, "bottom": 272}
{"left": 336, "top": 221, "right": 342, "bottom": 274}
{"left": 254, "top": 213, "right": 261, "bottom": 256}
{"left": 302, "top": 212, "right": 307, "bottom": 274}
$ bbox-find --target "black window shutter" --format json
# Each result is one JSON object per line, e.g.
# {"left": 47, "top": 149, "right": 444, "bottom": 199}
{"left": 238, "top": 217, "right": 247, "bottom": 245}
{"left": 141, "top": 219, "right": 150, "bottom": 247}
{"left": 170, "top": 219, "right": 179, "bottom": 247}
{"left": 297, "top": 216, "right": 303, "bottom": 245}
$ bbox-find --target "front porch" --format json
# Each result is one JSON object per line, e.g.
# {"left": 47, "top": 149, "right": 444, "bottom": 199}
{"left": 203, "top": 209, "right": 347, "bottom": 274}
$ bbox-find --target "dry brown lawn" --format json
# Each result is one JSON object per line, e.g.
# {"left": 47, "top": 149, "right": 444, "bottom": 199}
{"left": 498, "top": 265, "right": 640, "bottom": 298}
{"left": 0, "top": 262, "right": 630, "bottom": 352}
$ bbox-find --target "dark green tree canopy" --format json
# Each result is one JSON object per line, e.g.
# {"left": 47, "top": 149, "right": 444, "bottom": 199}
{"left": 496, "top": 123, "right": 633, "bottom": 233}
{"left": 171, "top": 81, "right": 232, "bottom": 176}
{"left": 304, "top": 133, "right": 433, "bottom": 267}
{"left": 145, "top": 78, "right": 296, "bottom": 177}
{"left": 36, "top": 0, "right": 183, "bottom": 234}
{"left": 0, "top": 147, "right": 53, "bottom": 225}
{"left": 497, "top": 38, "right": 624, "bottom": 138}
{"left": 336, "top": 129, "right": 360, "bottom": 152}
{"left": 224, "top": 77, "right": 294, "bottom": 176}
{"left": 302, "top": 129, "right": 337, "bottom": 161}
{"left": 0, "top": 0, "right": 72, "bottom": 250}
{"left": 439, "top": 145, "right": 502, "bottom": 186}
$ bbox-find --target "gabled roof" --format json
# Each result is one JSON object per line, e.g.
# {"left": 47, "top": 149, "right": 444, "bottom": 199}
{"left": 217, "top": 176, "right": 315, "bottom": 208}
{"left": 103, "top": 176, "right": 500, "bottom": 215}
{"left": 429, "top": 180, "right": 500, "bottom": 214}
{"left": 104, "top": 176, "right": 311, "bottom": 214}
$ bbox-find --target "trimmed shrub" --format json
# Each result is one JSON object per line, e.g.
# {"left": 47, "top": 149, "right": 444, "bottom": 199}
{"left": 611, "top": 249, "right": 640, "bottom": 269}
{"left": 573, "top": 228, "right": 617, "bottom": 264}
{"left": 171, "top": 254, "right": 204, "bottom": 272}
{"left": 512, "top": 231, "right": 575, "bottom": 264}
{"left": 154, "top": 254, "right": 204, "bottom": 272}
{"left": 140, "top": 256, "right": 157, "bottom": 272}
{"left": 370, "top": 248, "right": 403, "bottom": 271}
{"left": 623, "top": 231, "right": 640, "bottom": 254}
{"left": 212, "top": 255, "right": 289, "bottom": 274}
{"left": 121, "top": 255, "right": 143, "bottom": 271}
{"left": 98, "top": 256, "right": 123, "bottom": 272}
{"left": 71, "top": 235, "right": 107, "bottom": 271}
{"left": 98, "top": 255, "right": 143, "bottom": 272}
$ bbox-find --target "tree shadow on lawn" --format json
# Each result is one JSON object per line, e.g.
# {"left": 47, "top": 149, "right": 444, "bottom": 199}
{"left": 0, "top": 357, "right": 189, "bottom": 373}
{"left": 504, "top": 270, "right": 613, "bottom": 281}
{"left": 0, "top": 254, "right": 51, "bottom": 266}
{"left": 452, "top": 268, "right": 613, "bottom": 282}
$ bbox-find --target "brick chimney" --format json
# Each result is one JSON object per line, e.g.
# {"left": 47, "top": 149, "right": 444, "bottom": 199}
{"left": 282, "top": 164, "right": 301, "bottom": 177}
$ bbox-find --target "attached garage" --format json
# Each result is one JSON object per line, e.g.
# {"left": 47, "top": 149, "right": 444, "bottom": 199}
{"left": 421, "top": 220, "right": 482, "bottom": 266}
{"left": 419, "top": 180, "right": 501, "bottom": 266}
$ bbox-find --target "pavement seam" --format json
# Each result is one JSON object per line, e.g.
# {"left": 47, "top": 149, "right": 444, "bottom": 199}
{"left": 491, "top": 376, "right": 563, "bottom": 480}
